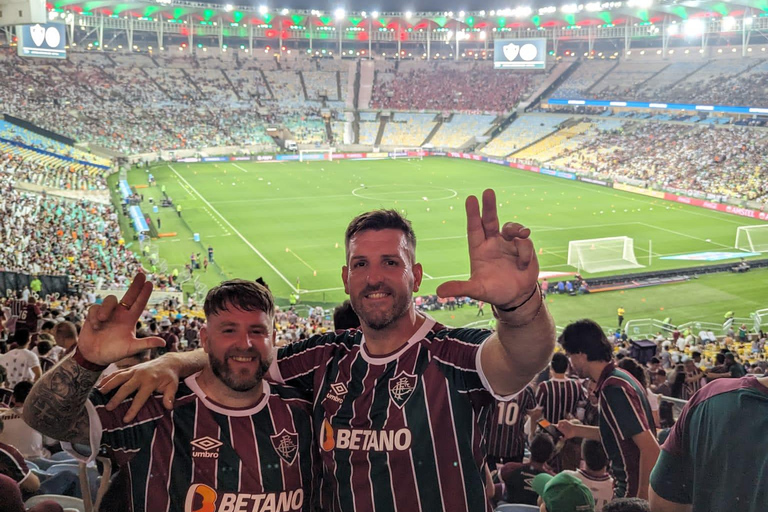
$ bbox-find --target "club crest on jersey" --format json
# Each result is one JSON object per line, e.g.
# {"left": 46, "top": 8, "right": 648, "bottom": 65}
{"left": 270, "top": 429, "right": 299, "bottom": 465}
{"left": 389, "top": 372, "right": 418, "bottom": 409}
{"left": 503, "top": 42, "right": 520, "bottom": 61}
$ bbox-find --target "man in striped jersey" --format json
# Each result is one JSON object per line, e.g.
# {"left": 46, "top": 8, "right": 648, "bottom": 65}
{"left": 23, "top": 274, "right": 317, "bottom": 512}
{"left": 486, "top": 383, "right": 537, "bottom": 467}
{"left": 556, "top": 320, "right": 659, "bottom": 501}
{"left": 535, "top": 353, "right": 586, "bottom": 424}
{"left": 100, "top": 188, "right": 557, "bottom": 512}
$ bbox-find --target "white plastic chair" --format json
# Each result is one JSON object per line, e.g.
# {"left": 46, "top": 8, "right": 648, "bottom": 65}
{"left": 25, "top": 495, "right": 85, "bottom": 512}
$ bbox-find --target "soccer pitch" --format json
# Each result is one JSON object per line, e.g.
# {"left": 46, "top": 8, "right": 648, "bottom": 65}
{"left": 115, "top": 157, "right": 767, "bottom": 324}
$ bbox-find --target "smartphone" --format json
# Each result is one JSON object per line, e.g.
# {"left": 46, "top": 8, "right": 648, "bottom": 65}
{"left": 537, "top": 419, "right": 563, "bottom": 442}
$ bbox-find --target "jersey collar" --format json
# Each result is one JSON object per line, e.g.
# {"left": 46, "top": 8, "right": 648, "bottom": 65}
{"left": 359, "top": 313, "right": 436, "bottom": 365}
{"left": 185, "top": 372, "right": 271, "bottom": 417}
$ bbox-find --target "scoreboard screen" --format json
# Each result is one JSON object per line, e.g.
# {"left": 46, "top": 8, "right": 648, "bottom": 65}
{"left": 493, "top": 38, "right": 546, "bottom": 70}
{"left": 17, "top": 23, "right": 66, "bottom": 59}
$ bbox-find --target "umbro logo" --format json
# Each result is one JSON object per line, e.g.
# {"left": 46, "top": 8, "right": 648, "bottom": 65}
{"left": 191, "top": 436, "right": 223, "bottom": 458}
{"left": 325, "top": 382, "right": 349, "bottom": 404}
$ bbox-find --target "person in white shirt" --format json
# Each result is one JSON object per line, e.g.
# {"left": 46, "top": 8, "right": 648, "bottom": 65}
{"left": 566, "top": 439, "right": 615, "bottom": 512}
{"left": 0, "top": 329, "right": 41, "bottom": 387}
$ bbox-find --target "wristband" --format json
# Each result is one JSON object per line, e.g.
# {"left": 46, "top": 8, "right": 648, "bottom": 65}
{"left": 72, "top": 348, "right": 108, "bottom": 372}
{"left": 494, "top": 284, "right": 540, "bottom": 313}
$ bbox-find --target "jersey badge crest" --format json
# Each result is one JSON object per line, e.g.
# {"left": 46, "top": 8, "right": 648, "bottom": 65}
{"left": 270, "top": 429, "right": 299, "bottom": 465}
{"left": 388, "top": 372, "right": 418, "bottom": 409}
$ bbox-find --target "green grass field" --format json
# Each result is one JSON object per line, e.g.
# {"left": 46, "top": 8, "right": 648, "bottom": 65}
{"left": 110, "top": 157, "right": 768, "bottom": 328}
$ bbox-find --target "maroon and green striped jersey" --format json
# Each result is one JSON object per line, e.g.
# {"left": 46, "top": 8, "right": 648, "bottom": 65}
{"left": 651, "top": 376, "right": 768, "bottom": 512}
{"left": 595, "top": 362, "right": 655, "bottom": 499}
{"left": 486, "top": 384, "right": 536, "bottom": 463}
{"left": 69, "top": 374, "right": 316, "bottom": 512}
{"left": 535, "top": 377, "right": 586, "bottom": 424}
{"left": 271, "top": 318, "right": 509, "bottom": 512}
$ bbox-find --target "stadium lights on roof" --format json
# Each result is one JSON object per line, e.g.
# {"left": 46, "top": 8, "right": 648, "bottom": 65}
{"left": 372, "top": 10, "right": 379, "bottom": 18}
{"left": 405, "top": 11, "right": 412, "bottom": 19}
{"left": 281, "top": 8, "right": 289, "bottom": 15}
{"left": 722, "top": 16, "right": 735, "bottom": 30}
{"left": 224, "top": 4, "right": 233, "bottom": 12}
{"left": 561, "top": 4, "right": 580, "bottom": 13}
{"left": 334, "top": 8, "right": 345, "bottom": 20}
{"left": 586, "top": 2, "right": 601, "bottom": 11}
{"left": 459, "top": 10, "right": 465, "bottom": 18}
{"left": 744, "top": 16, "right": 754, "bottom": 25}
{"left": 684, "top": 18, "right": 705, "bottom": 36}
{"left": 667, "top": 23, "right": 678, "bottom": 35}
{"left": 627, "top": 0, "right": 653, "bottom": 8}
{"left": 538, "top": 6, "right": 557, "bottom": 14}
{"left": 258, "top": 5, "right": 268, "bottom": 15}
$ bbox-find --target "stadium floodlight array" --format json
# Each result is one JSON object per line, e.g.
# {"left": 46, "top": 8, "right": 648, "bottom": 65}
{"left": 567, "top": 236, "right": 644, "bottom": 273}
{"left": 735, "top": 225, "right": 768, "bottom": 253}
{"left": 299, "top": 147, "right": 335, "bottom": 162}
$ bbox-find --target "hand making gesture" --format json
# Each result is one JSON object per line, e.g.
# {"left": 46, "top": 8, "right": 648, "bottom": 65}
{"left": 79, "top": 273, "right": 165, "bottom": 366}
{"left": 437, "top": 188, "right": 539, "bottom": 309}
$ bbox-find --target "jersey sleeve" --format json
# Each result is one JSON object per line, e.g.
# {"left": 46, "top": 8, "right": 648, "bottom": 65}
{"left": 0, "top": 444, "right": 30, "bottom": 483}
{"left": 649, "top": 444, "right": 693, "bottom": 504}
{"left": 535, "top": 382, "right": 546, "bottom": 409}
{"left": 62, "top": 388, "right": 168, "bottom": 465}
{"left": 271, "top": 331, "right": 352, "bottom": 392}
{"left": 600, "top": 383, "right": 652, "bottom": 441}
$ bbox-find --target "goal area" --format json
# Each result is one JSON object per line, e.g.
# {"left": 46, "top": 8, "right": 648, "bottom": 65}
{"left": 299, "top": 147, "right": 334, "bottom": 162}
{"left": 567, "top": 236, "right": 644, "bottom": 274}
{"left": 735, "top": 225, "right": 768, "bottom": 253}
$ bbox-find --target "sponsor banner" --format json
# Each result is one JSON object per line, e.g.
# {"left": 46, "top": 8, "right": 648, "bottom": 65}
{"left": 485, "top": 158, "right": 508, "bottom": 166}
{"left": 578, "top": 176, "right": 611, "bottom": 187}
{"left": 365, "top": 152, "right": 389, "bottom": 159}
{"left": 177, "top": 157, "right": 200, "bottom": 163}
{"left": 662, "top": 192, "right": 768, "bottom": 220}
{"left": 339, "top": 153, "right": 365, "bottom": 159}
{"left": 431, "top": 151, "right": 447, "bottom": 156}
{"left": 230, "top": 156, "right": 251, "bottom": 161}
{"left": 540, "top": 168, "right": 576, "bottom": 180}
{"left": 447, "top": 152, "right": 462, "bottom": 158}
{"left": 389, "top": 151, "right": 408, "bottom": 158}
{"left": 276, "top": 155, "right": 300, "bottom": 161}
{"left": 660, "top": 251, "right": 761, "bottom": 262}
{"left": 201, "top": 156, "right": 228, "bottom": 163}
{"left": 613, "top": 182, "right": 666, "bottom": 199}
{"left": 95, "top": 289, "right": 183, "bottom": 306}
{"left": 255, "top": 155, "right": 274, "bottom": 162}
{"left": 508, "top": 162, "right": 540, "bottom": 173}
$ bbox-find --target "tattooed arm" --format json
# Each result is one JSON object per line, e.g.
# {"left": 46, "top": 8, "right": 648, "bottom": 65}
{"left": 23, "top": 274, "right": 164, "bottom": 445}
{"left": 23, "top": 356, "right": 102, "bottom": 445}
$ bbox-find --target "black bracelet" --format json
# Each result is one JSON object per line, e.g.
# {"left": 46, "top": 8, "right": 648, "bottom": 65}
{"left": 494, "top": 284, "right": 540, "bottom": 313}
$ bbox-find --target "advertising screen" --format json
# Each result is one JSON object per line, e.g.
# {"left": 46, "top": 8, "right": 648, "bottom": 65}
{"left": 17, "top": 23, "right": 67, "bottom": 59}
{"left": 493, "top": 38, "right": 546, "bottom": 70}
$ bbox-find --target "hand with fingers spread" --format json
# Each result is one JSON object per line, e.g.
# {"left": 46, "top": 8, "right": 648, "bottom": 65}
{"left": 436, "top": 188, "right": 539, "bottom": 309}
{"left": 79, "top": 273, "right": 165, "bottom": 366}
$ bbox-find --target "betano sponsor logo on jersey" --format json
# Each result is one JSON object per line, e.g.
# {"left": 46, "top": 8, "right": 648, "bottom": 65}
{"left": 185, "top": 483, "right": 303, "bottom": 512}
{"left": 320, "top": 419, "right": 412, "bottom": 452}
{"left": 191, "top": 436, "right": 224, "bottom": 459}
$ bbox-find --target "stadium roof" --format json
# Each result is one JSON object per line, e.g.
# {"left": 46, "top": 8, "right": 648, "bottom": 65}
{"left": 49, "top": 0, "right": 768, "bottom": 30}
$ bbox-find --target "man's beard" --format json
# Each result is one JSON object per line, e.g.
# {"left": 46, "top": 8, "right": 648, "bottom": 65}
{"left": 209, "top": 350, "right": 270, "bottom": 392}
{"left": 351, "top": 285, "right": 411, "bottom": 331}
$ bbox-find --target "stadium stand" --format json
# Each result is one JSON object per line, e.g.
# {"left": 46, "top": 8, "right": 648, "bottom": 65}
{"left": 429, "top": 114, "right": 497, "bottom": 149}
{"left": 480, "top": 114, "right": 572, "bottom": 157}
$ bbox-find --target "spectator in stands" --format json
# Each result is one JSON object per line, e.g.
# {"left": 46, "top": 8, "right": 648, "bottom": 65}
{"left": 682, "top": 359, "right": 705, "bottom": 400}
{"left": 0, "top": 473, "right": 66, "bottom": 512}
{"left": 52, "top": 323, "right": 77, "bottom": 357}
{"left": 156, "top": 318, "right": 178, "bottom": 355}
{"left": 650, "top": 374, "right": 768, "bottom": 512}
{"left": 532, "top": 471, "right": 596, "bottom": 512}
{"left": 651, "top": 370, "right": 671, "bottom": 398}
{"left": 0, "top": 330, "right": 41, "bottom": 387}
{"left": 565, "top": 439, "right": 614, "bottom": 512}
{"left": 0, "top": 382, "right": 55, "bottom": 463}
{"left": 497, "top": 434, "right": 555, "bottom": 506}
{"left": 0, "top": 366, "right": 11, "bottom": 408}
{"left": 34, "top": 341, "right": 55, "bottom": 374}
{"left": 557, "top": 319, "right": 659, "bottom": 500}
{"left": 602, "top": 498, "right": 650, "bottom": 512}
{"left": 535, "top": 353, "right": 586, "bottom": 424}
{"left": 618, "top": 358, "right": 660, "bottom": 428}
{"left": 669, "top": 365, "right": 687, "bottom": 400}
{"left": 706, "top": 352, "right": 746, "bottom": 380}
{"left": 332, "top": 300, "right": 360, "bottom": 330}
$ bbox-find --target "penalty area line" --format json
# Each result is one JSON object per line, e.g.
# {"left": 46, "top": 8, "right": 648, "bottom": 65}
{"left": 168, "top": 164, "right": 296, "bottom": 293}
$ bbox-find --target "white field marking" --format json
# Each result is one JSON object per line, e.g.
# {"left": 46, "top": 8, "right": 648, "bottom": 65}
{"left": 175, "top": 177, "right": 197, "bottom": 199}
{"left": 211, "top": 193, "right": 353, "bottom": 205}
{"left": 638, "top": 222, "right": 732, "bottom": 249}
{"left": 286, "top": 248, "right": 316, "bottom": 272}
{"left": 232, "top": 163, "right": 248, "bottom": 173}
{"left": 168, "top": 164, "right": 297, "bottom": 293}
{"left": 417, "top": 223, "right": 644, "bottom": 244}
{"left": 351, "top": 186, "right": 458, "bottom": 202}
{"left": 422, "top": 272, "right": 434, "bottom": 279}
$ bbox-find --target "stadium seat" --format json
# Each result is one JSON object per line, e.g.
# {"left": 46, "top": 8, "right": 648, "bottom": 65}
{"left": 25, "top": 495, "right": 85, "bottom": 512}
{"left": 495, "top": 504, "right": 539, "bottom": 512}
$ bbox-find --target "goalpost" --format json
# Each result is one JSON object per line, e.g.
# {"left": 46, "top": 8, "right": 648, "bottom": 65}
{"left": 735, "top": 225, "right": 768, "bottom": 253}
{"left": 392, "top": 147, "right": 425, "bottom": 160}
{"left": 567, "top": 236, "right": 645, "bottom": 274}
{"left": 299, "top": 147, "right": 335, "bottom": 162}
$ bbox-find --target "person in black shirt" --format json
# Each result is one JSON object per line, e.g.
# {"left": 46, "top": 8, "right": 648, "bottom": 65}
{"left": 497, "top": 434, "right": 555, "bottom": 505}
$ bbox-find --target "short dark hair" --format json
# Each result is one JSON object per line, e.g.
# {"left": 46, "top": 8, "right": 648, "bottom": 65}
{"left": 204, "top": 279, "right": 275, "bottom": 319}
{"left": 345, "top": 209, "right": 416, "bottom": 262}
{"left": 550, "top": 353, "right": 569, "bottom": 374}
{"left": 617, "top": 357, "right": 647, "bottom": 389}
{"left": 41, "top": 321, "right": 56, "bottom": 332}
{"left": 530, "top": 433, "right": 555, "bottom": 463}
{"left": 715, "top": 353, "right": 725, "bottom": 364}
{"left": 650, "top": 357, "right": 660, "bottom": 365}
{"left": 725, "top": 352, "right": 736, "bottom": 362}
{"left": 582, "top": 439, "right": 608, "bottom": 471}
{"left": 691, "top": 351, "right": 701, "bottom": 359}
{"left": 0, "top": 365, "right": 6, "bottom": 385}
{"left": 602, "top": 498, "right": 651, "bottom": 512}
{"left": 36, "top": 340, "right": 52, "bottom": 356}
{"left": 13, "top": 381, "right": 33, "bottom": 404}
{"left": 54, "top": 322, "right": 77, "bottom": 342}
{"left": 13, "top": 329, "right": 30, "bottom": 347}
{"left": 558, "top": 319, "right": 613, "bottom": 362}
{"left": 333, "top": 300, "right": 360, "bottom": 330}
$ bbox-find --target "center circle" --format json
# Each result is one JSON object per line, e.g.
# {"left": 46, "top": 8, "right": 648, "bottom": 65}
{"left": 351, "top": 184, "right": 458, "bottom": 202}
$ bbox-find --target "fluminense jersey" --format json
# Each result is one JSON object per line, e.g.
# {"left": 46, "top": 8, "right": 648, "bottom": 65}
{"left": 70, "top": 373, "right": 316, "bottom": 512}
{"left": 535, "top": 377, "right": 586, "bottom": 424}
{"left": 271, "top": 317, "right": 509, "bottom": 512}
{"left": 486, "top": 385, "right": 536, "bottom": 463}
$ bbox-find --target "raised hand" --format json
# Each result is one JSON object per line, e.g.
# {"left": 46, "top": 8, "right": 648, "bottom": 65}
{"left": 79, "top": 273, "right": 165, "bottom": 366}
{"left": 436, "top": 188, "right": 539, "bottom": 308}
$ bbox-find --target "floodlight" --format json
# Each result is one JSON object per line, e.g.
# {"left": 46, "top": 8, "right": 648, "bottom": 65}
{"left": 515, "top": 7, "right": 532, "bottom": 17}
{"left": 405, "top": 11, "right": 412, "bottom": 19}
{"left": 667, "top": 23, "right": 679, "bottom": 35}
{"left": 225, "top": 4, "right": 233, "bottom": 12}
{"left": 627, "top": 0, "right": 653, "bottom": 8}
{"left": 371, "top": 10, "right": 379, "bottom": 18}
{"left": 459, "top": 10, "right": 465, "bottom": 17}
{"left": 281, "top": 8, "right": 289, "bottom": 15}
{"left": 744, "top": 16, "right": 754, "bottom": 26}
{"left": 258, "top": 5, "right": 268, "bottom": 15}
{"left": 586, "top": 2, "right": 601, "bottom": 11}
{"left": 334, "top": 8, "right": 346, "bottom": 20}
{"left": 683, "top": 18, "right": 705, "bottom": 36}
{"left": 722, "top": 16, "right": 735, "bottom": 30}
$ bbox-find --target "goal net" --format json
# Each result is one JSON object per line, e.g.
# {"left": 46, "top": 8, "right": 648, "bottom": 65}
{"left": 735, "top": 225, "right": 768, "bottom": 253}
{"left": 392, "top": 148, "right": 425, "bottom": 160}
{"left": 299, "top": 147, "right": 334, "bottom": 162}
{"left": 567, "top": 236, "right": 644, "bottom": 273}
